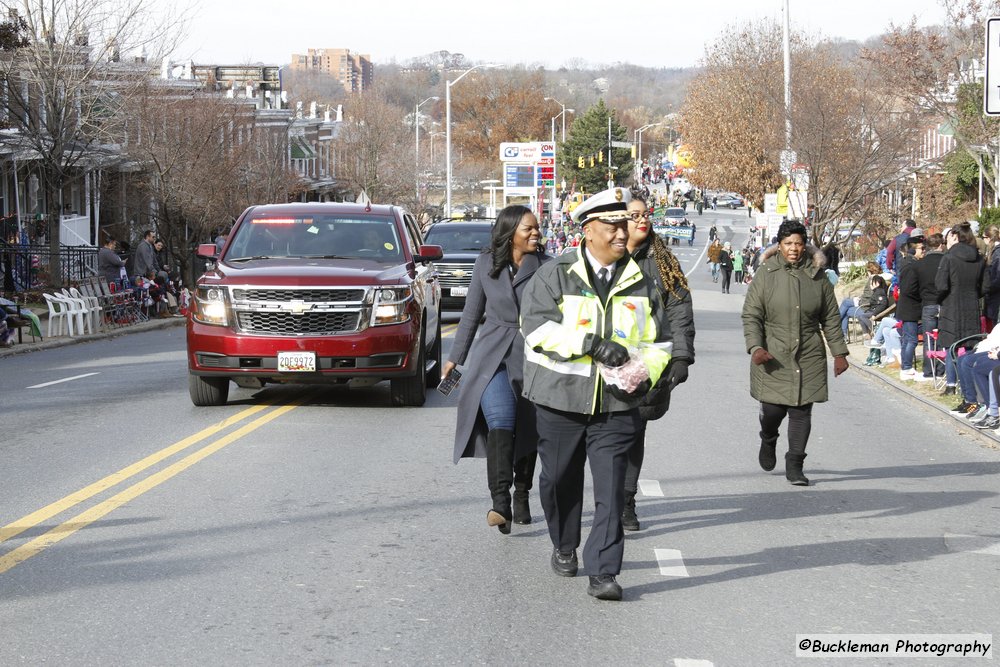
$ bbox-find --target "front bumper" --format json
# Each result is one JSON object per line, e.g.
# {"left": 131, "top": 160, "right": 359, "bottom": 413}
{"left": 187, "top": 319, "right": 421, "bottom": 380}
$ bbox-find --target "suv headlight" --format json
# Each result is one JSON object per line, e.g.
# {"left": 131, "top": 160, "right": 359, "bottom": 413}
{"left": 372, "top": 286, "right": 412, "bottom": 326}
{"left": 193, "top": 286, "right": 229, "bottom": 326}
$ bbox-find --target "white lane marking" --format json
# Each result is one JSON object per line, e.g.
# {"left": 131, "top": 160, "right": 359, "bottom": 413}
{"left": 674, "top": 660, "right": 714, "bottom": 667}
{"left": 943, "top": 533, "right": 1000, "bottom": 556}
{"left": 638, "top": 479, "right": 664, "bottom": 497}
{"left": 27, "top": 372, "right": 100, "bottom": 389}
{"left": 654, "top": 548, "right": 690, "bottom": 577}
{"left": 684, "top": 241, "right": 709, "bottom": 278}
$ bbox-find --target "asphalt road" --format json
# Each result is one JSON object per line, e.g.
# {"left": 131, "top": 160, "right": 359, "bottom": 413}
{"left": 1, "top": 207, "right": 997, "bottom": 665}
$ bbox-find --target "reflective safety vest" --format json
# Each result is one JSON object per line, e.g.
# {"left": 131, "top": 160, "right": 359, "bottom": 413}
{"left": 521, "top": 247, "right": 673, "bottom": 415}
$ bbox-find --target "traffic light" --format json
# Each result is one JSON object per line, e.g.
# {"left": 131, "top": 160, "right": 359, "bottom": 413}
{"left": 589, "top": 156, "right": 595, "bottom": 167}
{"left": 578, "top": 156, "right": 585, "bottom": 168}
{"left": 598, "top": 150, "right": 604, "bottom": 163}
{"left": 631, "top": 145, "right": 637, "bottom": 158}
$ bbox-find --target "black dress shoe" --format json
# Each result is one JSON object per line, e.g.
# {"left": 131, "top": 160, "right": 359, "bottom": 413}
{"left": 550, "top": 549, "right": 578, "bottom": 577}
{"left": 587, "top": 574, "right": 622, "bottom": 601}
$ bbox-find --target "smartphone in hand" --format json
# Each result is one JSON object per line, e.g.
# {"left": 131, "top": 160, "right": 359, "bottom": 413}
{"left": 437, "top": 369, "right": 462, "bottom": 396}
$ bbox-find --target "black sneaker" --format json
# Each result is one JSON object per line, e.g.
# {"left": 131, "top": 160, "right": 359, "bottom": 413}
{"left": 950, "top": 400, "right": 973, "bottom": 414}
{"left": 550, "top": 549, "right": 578, "bottom": 577}
{"left": 966, "top": 404, "right": 988, "bottom": 421}
{"left": 975, "top": 415, "right": 1000, "bottom": 430}
{"left": 587, "top": 574, "right": 623, "bottom": 601}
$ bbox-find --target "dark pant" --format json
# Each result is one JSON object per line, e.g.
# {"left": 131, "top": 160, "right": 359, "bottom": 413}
{"left": 535, "top": 405, "right": 641, "bottom": 576}
{"left": 759, "top": 402, "right": 813, "bottom": 455}
{"left": 900, "top": 321, "right": 919, "bottom": 371}
{"left": 921, "top": 305, "right": 941, "bottom": 378}
{"left": 721, "top": 268, "right": 732, "bottom": 292}
{"left": 623, "top": 420, "right": 648, "bottom": 494}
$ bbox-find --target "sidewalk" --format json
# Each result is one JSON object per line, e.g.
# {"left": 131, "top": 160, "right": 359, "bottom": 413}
{"left": 0, "top": 313, "right": 186, "bottom": 359}
{"left": 845, "top": 339, "right": 1000, "bottom": 448}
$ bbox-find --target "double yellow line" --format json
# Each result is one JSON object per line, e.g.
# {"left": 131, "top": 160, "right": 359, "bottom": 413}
{"left": 0, "top": 399, "right": 305, "bottom": 575}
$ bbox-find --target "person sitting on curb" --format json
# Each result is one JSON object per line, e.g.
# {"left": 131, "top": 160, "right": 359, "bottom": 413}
{"left": 971, "top": 362, "right": 1000, "bottom": 430}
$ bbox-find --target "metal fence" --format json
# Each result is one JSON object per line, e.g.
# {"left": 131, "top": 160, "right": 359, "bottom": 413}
{"left": 1, "top": 244, "right": 98, "bottom": 292}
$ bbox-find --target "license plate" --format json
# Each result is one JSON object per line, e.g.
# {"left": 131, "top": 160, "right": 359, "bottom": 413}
{"left": 450, "top": 286, "right": 468, "bottom": 297}
{"left": 277, "top": 351, "right": 316, "bottom": 372}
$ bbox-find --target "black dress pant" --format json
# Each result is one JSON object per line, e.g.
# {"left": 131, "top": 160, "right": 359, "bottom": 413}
{"left": 536, "top": 405, "right": 641, "bottom": 576}
{"left": 623, "top": 419, "right": 648, "bottom": 494}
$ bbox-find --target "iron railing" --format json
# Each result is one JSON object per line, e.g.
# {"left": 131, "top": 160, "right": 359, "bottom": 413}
{"left": 0, "top": 243, "right": 98, "bottom": 291}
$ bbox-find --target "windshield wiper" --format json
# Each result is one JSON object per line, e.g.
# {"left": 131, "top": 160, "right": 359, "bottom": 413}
{"left": 229, "top": 255, "right": 276, "bottom": 261}
{"left": 300, "top": 254, "right": 356, "bottom": 259}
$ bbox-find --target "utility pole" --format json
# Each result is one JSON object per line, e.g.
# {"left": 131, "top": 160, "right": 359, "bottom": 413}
{"left": 782, "top": 0, "right": 793, "bottom": 169}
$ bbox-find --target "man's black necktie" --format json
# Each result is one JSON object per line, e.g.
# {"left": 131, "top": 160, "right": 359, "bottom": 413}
{"left": 598, "top": 267, "right": 610, "bottom": 287}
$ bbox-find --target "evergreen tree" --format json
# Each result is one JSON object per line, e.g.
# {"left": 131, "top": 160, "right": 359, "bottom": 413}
{"left": 560, "top": 99, "right": 630, "bottom": 194}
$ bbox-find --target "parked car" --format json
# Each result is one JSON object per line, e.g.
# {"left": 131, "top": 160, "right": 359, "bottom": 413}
{"left": 422, "top": 219, "right": 493, "bottom": 311}
{"left": 715, "top": 193, "right": 745, "bottom": 209}
{"left": 186, "top": 202, "right": 443, "bottom": 407}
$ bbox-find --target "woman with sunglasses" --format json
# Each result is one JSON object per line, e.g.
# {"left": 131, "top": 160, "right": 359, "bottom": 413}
{"left": 619, "top": 197, "right": 696, "bottom": 530}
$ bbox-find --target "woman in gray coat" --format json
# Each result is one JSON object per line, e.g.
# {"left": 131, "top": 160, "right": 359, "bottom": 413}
{"left": 741, "top": 220, "right": 849, "bottom": 486}
{"left": 443, "top": 205, "right": 549, "bottom": 534}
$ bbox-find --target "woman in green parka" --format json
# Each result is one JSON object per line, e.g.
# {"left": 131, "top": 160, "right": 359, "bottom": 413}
{"left": 741, "top": 220, "right": 850, "bottom": 486}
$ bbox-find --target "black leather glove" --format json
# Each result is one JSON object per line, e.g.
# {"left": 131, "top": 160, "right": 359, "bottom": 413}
{"left": 607, "top": 378, "right": 652, "bottom": 401}
{"left": 586, "top": 334, "right": 629, "bottom": 368}
{"left": 664, "top": 359, "right": 690, "bottom": 388}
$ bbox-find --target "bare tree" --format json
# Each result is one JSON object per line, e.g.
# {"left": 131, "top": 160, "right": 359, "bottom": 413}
{"left": 0, "top": 0, "right": 181, "bottom": 285}
{"left": 680, "top": 21, "right": 918, "bottom": 244}
{"left": 124, "top": 83, "right": 302, "bottom": 281}
{"left": 335, "top": 86, "right": 415, "bottom": 205}
{"left": 864, "top": 0, "right": 1000, "bottom": 212}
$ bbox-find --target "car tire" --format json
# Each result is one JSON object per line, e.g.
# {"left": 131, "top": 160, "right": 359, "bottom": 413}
{"left": 425, "top": 317, "right": 442, "bottom": 388}
{"left": 189, "top": 374, "right": 230, "bottom": 406}
{"left": 390, "top": 329, "right": 427, "bottom": 407}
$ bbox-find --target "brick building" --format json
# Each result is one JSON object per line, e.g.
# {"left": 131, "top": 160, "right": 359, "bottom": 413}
{"left": 289, "top": 48, "right": 373, "bottom": 94}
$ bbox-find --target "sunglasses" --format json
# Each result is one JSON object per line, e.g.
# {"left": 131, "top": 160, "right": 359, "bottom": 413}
{"left": 629, "top": 212, "right": 648, "bottom": 221}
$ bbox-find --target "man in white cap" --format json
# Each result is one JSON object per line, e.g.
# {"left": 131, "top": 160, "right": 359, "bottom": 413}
{"left": 520, "top": 187, "right": 674, "bottom": 601}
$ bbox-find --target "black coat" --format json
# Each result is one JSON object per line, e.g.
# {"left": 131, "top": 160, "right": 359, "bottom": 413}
{"left": 896, "top": 259, "right": 922, "bottom": 322}
{"left": 935, "top": 243, "right": 987, "bottom": 348}
{"left": 630, "top": 238, "right": 696, "bottom": 421}
{"left": 449, "top": 251, "right": 549, "bottom": 463}
{"left": 914, "top": 251, "right": 944, "bottom": 307}
{"left": 986, "top": 244, "right": 1000, "bottom": 322}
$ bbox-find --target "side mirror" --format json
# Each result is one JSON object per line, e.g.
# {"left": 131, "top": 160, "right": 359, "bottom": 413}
{"left": 196, "top": 243, "right": 218, "bottom": 259}
{"left": 414, "top": 244, "right": 443, "bottom": 262}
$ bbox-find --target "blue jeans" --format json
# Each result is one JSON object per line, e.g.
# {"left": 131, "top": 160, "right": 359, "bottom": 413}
{"left": 480, "top": 366, "right": 517, "bottom": 431}
{"left": 900, "top": 321, "right": 919, "bottom": 371}
{"left": 971, "top": 354, "right": 1000, "bottom": 404}
{"left": 874, "top": 317, "right": 900, "bottom": 361}
{"left": 710, "top": 262, "right": 720, "bottom": 281}
{"left": 838, "top": 298, "right": 863, "bottom": 336}
{"left": 955, "top": 351, "right": 984, "bottom": 400}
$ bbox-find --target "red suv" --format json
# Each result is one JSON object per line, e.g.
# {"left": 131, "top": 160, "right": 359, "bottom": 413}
{"left": 186, "top": 203, "right": 443, "bottom": 406}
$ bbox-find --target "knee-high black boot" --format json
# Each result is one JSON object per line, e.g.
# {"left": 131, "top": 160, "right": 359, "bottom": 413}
{"left": 486, "top": 429, "right": 515, "bottom": 533}
{"left": 511, "top": 452, "right": 536, "bottom": 525}
{"left": 784, "top": 405, "right": 812, "bottom": 486}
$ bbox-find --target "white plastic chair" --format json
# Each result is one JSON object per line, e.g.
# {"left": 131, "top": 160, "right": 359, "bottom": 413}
{"left": 69, "top": 286, "right": 102, "bottom": 332}
{"left": 59, "top": 289, "right": 93, "bottom": 334}
{"left": 43, "top": 292, "right": 74, "bottom": 337}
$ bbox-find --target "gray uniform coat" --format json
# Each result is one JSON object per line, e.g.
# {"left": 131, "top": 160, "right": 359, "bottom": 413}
{"left": 741, "top": 244, "right": 848, "bottom": 406}
{"left": 450, "top": 251, "right": 548, "bottom": 464}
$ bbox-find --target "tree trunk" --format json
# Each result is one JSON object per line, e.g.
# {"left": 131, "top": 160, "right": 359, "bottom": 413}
{"left": 46, "top": 168, "right": 63, "bottom": 287}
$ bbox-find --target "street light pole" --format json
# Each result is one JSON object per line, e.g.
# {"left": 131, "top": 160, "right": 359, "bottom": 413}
{"left": 634, "top": 123, "right": 662, "bottom": 183}
{"left": 545, "top": 97, "right": 568, "bottom": 142}
{"left": 414, "top": 96, "right": 439, "bottom": 203}
{"left": 446, "top": 64, "right": 496, "bottom": 218}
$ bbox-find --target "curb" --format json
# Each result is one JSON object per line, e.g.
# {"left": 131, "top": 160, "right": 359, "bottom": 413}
{"left": 846, "top": 349, "right": 1000, "bottom": 450}
{"left": 0, "top": 316, "right": 186, "bottom": 359}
